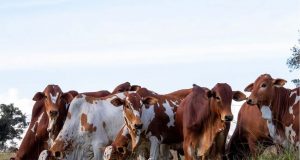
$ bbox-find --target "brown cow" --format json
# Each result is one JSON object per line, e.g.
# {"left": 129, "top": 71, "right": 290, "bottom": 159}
{"left": 179, "top": 84, "right": 246, "bottom": 160}
{"left": 226, "top": 102, "right": 273, "bottom": 159}
{"left": 245, "top": 74, "right": 300, "bottom": 149}
{"left": 15, "top": 85, "right": 75, "bottom": 160}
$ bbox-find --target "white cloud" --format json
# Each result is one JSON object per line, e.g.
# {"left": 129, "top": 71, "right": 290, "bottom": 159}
{"left": 0, "top": 0, "right": 70, "bottom": 10}
{"left": 0, "top": 42, "right": 290, "bottom": 71}
{"left": 0, "top": 88, "right": 33, "bottom": 120}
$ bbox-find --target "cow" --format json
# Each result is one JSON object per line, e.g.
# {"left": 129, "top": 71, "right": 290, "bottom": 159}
{"left": 226, "top": 102, "right": 273, "bottom": 159}
{"left": 105, "top": 87, "right": 193, "bottom": 160}
{"left": 39, "top": 88, "right": 142, "bottom": 160}
{"left": 15, "top": 85, "right": 76, "bottom": 160}
{"left": 245, "top": 74, "right": 300, "bottom": 149}
{"left": 179, "top": 84, "right": 246, "bottom": 160}
{"left": 108, "top": 84, "right": 246, "bottom": 160}
{"left": 15, "top": 82, "right": 121, "bottom": 160}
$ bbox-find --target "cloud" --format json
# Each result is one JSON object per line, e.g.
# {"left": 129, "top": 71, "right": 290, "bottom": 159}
{"left": 0, "top": 42, "right": 290, "bottom": 71}
{"left": 0, "top": 88, "right": 33, "bottom": 120}
{"left": 0, "top": 0, "right": 70, "bottom": 10}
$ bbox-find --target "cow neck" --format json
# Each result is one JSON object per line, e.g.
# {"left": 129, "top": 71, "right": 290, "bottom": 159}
{"left": 191, "top": 97, "right": 215, "bottom": 134}
{"left": 271, "top": 87, "right": 291, "bottom": 133}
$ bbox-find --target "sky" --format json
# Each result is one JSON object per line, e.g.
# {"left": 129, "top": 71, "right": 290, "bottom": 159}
{"left": 0, "top": 0, "right": 299, "bottom": 145}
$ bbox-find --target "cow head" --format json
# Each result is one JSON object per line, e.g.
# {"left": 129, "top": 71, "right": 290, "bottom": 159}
{"left": 245, "top": 74, "right": 286, "bottom": 107}
{"left": 32, "top": 85, "right": 74, "bottom": 139}
{"left": 111, "top": 93, "right": 156, "bottom": 150}
{"left": 210, "top": 83, "right": 246, "bottom": 122}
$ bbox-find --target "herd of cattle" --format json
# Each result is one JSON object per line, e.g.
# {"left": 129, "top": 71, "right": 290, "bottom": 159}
{"left": 11, "top": 73, "right": 299, "bottom": 160}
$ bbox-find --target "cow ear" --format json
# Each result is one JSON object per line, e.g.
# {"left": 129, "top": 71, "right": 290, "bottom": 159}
{"left": 61, "top": 92, "right": 74, "bottom": 104}
{"left": 130, "top": 85, "right": 141, "bottom": 91}
{"left": 244, "top": 83, "right": 253, "bottom": 92}
{"left": 32, "top": 92, "right": 46, "bottom": 101}
{"left": 206, "top": 90, "right": 214, "bottom": 98}
{"left": 142, "top": 97, "right": 158, "bottom": 105}
{"left": 111, "top": 97, "right": 124, "bottom": 107}
{"left": 232, "top": 91, "right": 247, "bottom": 102}
{"left": 67, "top": 90, "right": 79, "bottom": 97}
{"left": 272, "top": 78, "right": 287, "bottom": 87}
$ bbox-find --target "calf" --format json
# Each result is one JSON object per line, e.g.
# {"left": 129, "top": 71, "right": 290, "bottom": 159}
{"left": 179, "top": 84, "right": 246, "bottom": 160}
{"left": 226, "top": 102, "right": 273, "bottom": 159}
{"left": 245, "top": 74, "right": 300, "bottom": 149}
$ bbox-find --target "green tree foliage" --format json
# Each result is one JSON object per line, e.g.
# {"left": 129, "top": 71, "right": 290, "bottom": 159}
{"left": 0, "top": 104, "right": 27, "bottom": 150}
{"left": 287, "top": 30, "right": 300, "bottom": 87}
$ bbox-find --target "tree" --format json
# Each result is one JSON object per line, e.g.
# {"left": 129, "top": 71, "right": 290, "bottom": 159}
{"left": 286, "top": 30, "right": 300, "bottom": 87}
{"left": 0, "top": 104, "right": 27, "bottom": 151}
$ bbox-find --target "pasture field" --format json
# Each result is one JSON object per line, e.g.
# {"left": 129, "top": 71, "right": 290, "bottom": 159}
{"left": 0, "top": 148, "right": 298, "bottom": 160}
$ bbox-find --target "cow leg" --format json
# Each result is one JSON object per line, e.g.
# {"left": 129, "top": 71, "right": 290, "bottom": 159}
{"left": 148, "top": 136, "right": 160, "bottom": 160}
{"left": 247, "top": 136, "right": 258, "bottom": 156}
{"left": 159, "top": 144, "right": 170, "bottom": 160}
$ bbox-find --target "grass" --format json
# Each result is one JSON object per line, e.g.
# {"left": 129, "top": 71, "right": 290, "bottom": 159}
{"left": 254, "top": 145, "right": 299, "bottom": 160}
{"left": 0, "top": 152, "right": 15, "bottom": 160}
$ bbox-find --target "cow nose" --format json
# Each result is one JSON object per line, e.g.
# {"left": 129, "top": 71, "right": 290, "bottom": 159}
{"left": 225, "top": 115, "right": 233, "bottom": 121}
{"left": 49, "top": 110, "right": 58, "bottom": 117}
{"left": 134, "top": 123, "right": 143, "bottom": 130}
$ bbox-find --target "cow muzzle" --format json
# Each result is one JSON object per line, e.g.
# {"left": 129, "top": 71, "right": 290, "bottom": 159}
{"left": 224, "top": 115, "right": 233, "bottom": 122}
{"left": 134, "top": 123, "right": 143, "bottom": 130}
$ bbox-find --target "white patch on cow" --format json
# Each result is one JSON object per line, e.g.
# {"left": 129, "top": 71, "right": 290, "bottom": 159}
{"left": 103, "top": 146, "right": 113, "bottom": 160}
{"left": 266, "top": 119, "right": 276, "bottom": 140}
{"left": 47, "top": 118, "right": 56, "bottom": 132}
{"left": 187, "top": 145, "right": 193, "bottom": 157}
{"left": 133, "top": 109, "right": 140, "bottom": 117}
{"left": 289, "top": 92, "right": 300, "bottom": 119}
{"left": 261, "top": 106, "right": 280, "bottom": 143}
{"left": 122, "top": 126, "right": 129, "bottom": 136}
{"left": 31, "top": 112, "right": 44, "bottom": 133}
{"left": 50, "top": 92, "right": 59, "bottom": 104}
{"left": 261, "top": 106, "right": 272, "bottom": 120}
{"left": 52, "top": 92, "right": 129, "bottom": 159}
{"left": 31, "top": 123, "right": 36, "bottom": 133}
{"left": 149, "top": 135, "right": 160, "bottom": 160}
{"left": 285, "top": 124, "right": 296, "bottom": 144}
{"left": 141, "top": 105, "right": 155, "bottom": 129}
{"left": 38, "top": 150, "right": 49, "bottom": 160}
{"left": 163, "top": 100, "right": 175, "bottom": 128}
{"left": 47, "top": 135, "right": 54, "bottom": 147}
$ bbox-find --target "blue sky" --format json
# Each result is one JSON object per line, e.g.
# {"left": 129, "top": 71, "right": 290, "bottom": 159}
{"left": 0, "top": 0, "right": 299, "bottom": 139}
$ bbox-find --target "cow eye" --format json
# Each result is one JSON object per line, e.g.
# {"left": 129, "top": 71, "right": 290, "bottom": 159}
{"left": 215, "top": 96, "right": 221, "bottom": 101}
{"left": 261, "top": 83, "right": 267, "bottom": 88}
{"left": 125, "top": 104, "right": 130, "bottom": 109}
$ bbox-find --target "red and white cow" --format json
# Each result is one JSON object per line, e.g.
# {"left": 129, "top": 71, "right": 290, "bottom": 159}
{"left": 16, "top": 85, "right": 75, "bottom": 160}
{"left": 17, "top": 82, "right": 131, "bottom": 160}
{"left": 107, "top": 87, "right": 192, "bottom": 160}
{"left": 40, "top": 90, "right": 142, "bottom": 160}
{"left": 226, "top": 102, "right": 273, "bottom": 159}
{"left": 108, "top": 84, "right": 246, "bottom": 160}
{"left": 179, "top": 84, "right": 246, "bottom": 160}
{"left": 245, "top": 74, "right": 300, "bottom": 149}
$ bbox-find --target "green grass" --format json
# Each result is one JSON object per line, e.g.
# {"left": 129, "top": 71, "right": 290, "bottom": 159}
{"left": 0, "top": 152, "right": 15, "bottom": 160}
{"left": 254, "top": 146, "right": 299, "bottom": 160}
